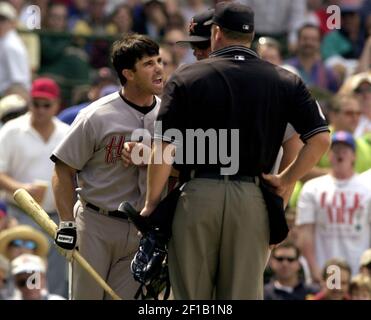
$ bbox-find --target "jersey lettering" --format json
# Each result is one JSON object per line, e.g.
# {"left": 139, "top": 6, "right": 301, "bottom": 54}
{"left": 320, "top": 191, "right": 364, "bottom": 225}
{"left": 105, "top": 135, "right": 125, "bottom": 164}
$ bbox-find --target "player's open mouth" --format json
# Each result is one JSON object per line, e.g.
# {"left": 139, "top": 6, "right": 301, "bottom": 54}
{"left": 153, "top": 78, "right": 162, "bottom": 85}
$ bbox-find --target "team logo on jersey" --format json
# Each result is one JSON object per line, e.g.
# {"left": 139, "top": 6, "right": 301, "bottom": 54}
{"left": 105, "top": 135, "right": 125, "bottom": 164}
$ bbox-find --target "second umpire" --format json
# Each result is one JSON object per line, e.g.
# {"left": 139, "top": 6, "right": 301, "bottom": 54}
{"left": 140, "top": 2, "right": 330, "bottom": 299}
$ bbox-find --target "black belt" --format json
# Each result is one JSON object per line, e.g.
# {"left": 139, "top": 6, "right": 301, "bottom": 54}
{"left": 86, "top": 202, "right": 128, "bottom": 220}
{"left": 194, "top": 172, "right": 258, "bottom": 183}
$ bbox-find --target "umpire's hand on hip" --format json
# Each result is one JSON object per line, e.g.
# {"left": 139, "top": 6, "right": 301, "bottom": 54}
{"left": 262, "top": 173, "right": 290, "bottom": 205}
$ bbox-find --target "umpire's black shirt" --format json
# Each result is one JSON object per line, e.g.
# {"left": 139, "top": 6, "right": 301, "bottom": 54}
{"left": 155, "top": 45, "right": 329, "bottom": 176}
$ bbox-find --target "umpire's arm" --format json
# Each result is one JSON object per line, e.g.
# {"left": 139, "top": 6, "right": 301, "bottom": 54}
{"left": 262, "top": 131, "right": 330, "bottom": 200}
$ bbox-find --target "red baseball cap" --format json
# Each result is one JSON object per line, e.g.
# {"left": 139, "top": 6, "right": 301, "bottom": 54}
{"left": 31, "top": 78, "right": 60, "bottom": 100}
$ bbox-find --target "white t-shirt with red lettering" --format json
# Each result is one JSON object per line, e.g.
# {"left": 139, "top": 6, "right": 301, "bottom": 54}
{"left": 296, "top": 174, "right": 371, "bottom": 275}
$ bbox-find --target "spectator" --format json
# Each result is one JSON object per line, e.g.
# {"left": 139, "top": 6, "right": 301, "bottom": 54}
{"left": 352, "top": 73, "right": 371, "bottom": 138}
{"left": 359, "top": 249, "right": 371, "bottom": 276}
{"left": 264, "top": 241, "right": 319, "bottom": 300}
{"left": 0, "top": 201, "right": 18, "bottom": 233}
{"left": 57, "top": 67, "right": 119, "bottom": 125}
{"left": 296, "top": 131, "right": 371, "bottom": 282}
{"left": 142, "top": 0, "right": 168, "bottom": 41}
{"left": 0, "top": 94, "right": 27, "bottom": 128}
{"left": 10, "top": 253, "right": 65, "bottom": 300}
{"left": 159, "top": 46, "right": 178, "bottom": 83}
{"left": 0, "top": 78, "right": 70, "bottom": 297}
{"left": 73, "top": 0, "right": 114, "bottom": 36}
{"left": 285, "top": 24, "right": 339, "bottom": 93}
{"left": 243, "top": 0, "right": 307, "bottom": 54}
{"left": 163, "top": 28, "right": 195, "bottom": 65}
{"left": 303, "top": 95, "right": 371, "bottom": 182}
{"left": 308, "top": 258, "right": 352, "bottom": 300}
{"left": 0, "top": 254, "right": 10, "bottom": 299}
{"left": 321, "top": 3, "right": 365, "bottom": 61}
{"left": 181, "top": 0, "right": 209, "bottom": 22}
{"left": 45, "top": 2, "right": 69, "bottom": 33}
{"left": 66, "top": 0, "right": 89, "bottom": 31}
{"left": 356, "top": 36, "right": 371, "bottom": 73}
{"left": 349, "top": 274, "right": 371, "bottom": 300}
{"left": 256, "top": 36, "right": 299, "bottom": 75}
{"left": 0, "top": 225, "right": 49, "bottom": 261}
{"left": 109, "top": 3, "right": 134, "bottom": 35}
{"left": 39, "top": 2, "right": 91, "bottom": 107}
{"left": 0, "top": 1, "right": 31, "bottom": 97}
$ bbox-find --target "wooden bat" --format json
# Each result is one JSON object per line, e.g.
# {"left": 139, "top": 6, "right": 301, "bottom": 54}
{"left": 13, "top": 188, "right": 122, "bottom": 300}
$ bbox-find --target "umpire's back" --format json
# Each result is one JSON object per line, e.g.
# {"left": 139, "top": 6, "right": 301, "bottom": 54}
{"left": 158, "top": 2, "right": 328, "bottom": 176}
{"left": 174, "top": 50, "right": 317, "bottom": 175}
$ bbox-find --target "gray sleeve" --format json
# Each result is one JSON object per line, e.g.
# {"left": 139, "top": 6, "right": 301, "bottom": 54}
{"left": 51, "top": 113, "right": 96, "bottom": 170}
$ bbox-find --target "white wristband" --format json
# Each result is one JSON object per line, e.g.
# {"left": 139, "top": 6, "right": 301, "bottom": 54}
{"left": 59, "top": 221, "right": 76, "bottom": 229}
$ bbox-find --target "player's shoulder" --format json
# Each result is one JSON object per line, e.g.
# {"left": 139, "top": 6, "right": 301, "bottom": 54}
{"left": 78, "top": 92, "right": 121, "bottom": 119}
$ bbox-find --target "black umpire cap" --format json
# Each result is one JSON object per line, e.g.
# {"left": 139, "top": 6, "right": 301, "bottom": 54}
{"left": 177, "top": 9, "right": 215, "bottom": 44}
{"left": 204, "top": 1, "right": 254, "bottom": 33}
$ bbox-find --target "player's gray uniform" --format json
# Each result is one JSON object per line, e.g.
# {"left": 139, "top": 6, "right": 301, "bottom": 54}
{"left": 52, "top": 92, "right": 160, "bottom": 299}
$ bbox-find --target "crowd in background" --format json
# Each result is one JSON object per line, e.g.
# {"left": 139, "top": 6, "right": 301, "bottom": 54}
{"left": 0, "top": 0, "right": 371, "bottom": 300}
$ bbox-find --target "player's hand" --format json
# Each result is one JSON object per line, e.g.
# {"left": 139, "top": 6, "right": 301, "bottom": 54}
{"left": 121, "top": 142, "right": 151, "bottom": 167}
{"left": 55, "top": 221, "right": 77, "bottom": 250}
{"left": 139, "top": 203, "right": 157, "bottom": 217}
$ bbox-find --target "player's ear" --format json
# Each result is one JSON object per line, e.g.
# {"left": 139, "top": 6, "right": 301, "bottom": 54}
{"left": 122, "top": 69, "right": 134, "bottom": 81}
{"left": 214, "top": 25, "right": 222, "bottom": 42}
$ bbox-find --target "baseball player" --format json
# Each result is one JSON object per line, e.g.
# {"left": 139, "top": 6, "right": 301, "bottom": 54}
{"left": 176, "top": 9, "right": 214, "bottom": 61}
{"left": 51, "top": 34, "right": 164, "bottom": 300}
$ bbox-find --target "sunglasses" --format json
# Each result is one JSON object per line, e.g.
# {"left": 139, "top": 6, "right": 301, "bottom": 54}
{"left": 190, "top": 41, "right": 210, "bottom": 50}
{"left": 273, "top": 256, "right": 297, "bottom": 263}
{"left": 355, "top": 87, "right": 371, "bottom": 94}
{"left": 32, "top": 101, "right": 53, "bottom": 109}
{"left": 16, "top": 278, "right": 28, "bottom": 288}
{"left": 9, "top": 239, "right": 37, "bottom": 250}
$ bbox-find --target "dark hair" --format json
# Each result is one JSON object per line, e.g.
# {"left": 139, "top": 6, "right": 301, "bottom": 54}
{"left": 297, "top": 23, "right": 321, "bottom": 40}
{"left": 272, "top": 240, "right": 300, "bottom": 259}
{"left": 111, "top": 34, "right": 160, "bottom": 85}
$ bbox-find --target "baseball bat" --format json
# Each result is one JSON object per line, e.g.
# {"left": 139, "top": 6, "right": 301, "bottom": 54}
{"left": 13, "top": 188, "right": 122, "bottom": 300}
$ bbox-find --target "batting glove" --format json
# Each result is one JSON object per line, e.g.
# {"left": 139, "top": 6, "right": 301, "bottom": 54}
{"left": 55, "top": 221, "right": 77, "bottom": 250}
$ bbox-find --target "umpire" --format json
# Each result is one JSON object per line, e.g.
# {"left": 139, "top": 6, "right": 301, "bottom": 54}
{"left": 140, "top": 2, "right": 330, "bottom": 299}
